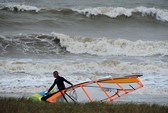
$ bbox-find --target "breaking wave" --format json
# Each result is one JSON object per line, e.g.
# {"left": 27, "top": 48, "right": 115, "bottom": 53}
{"left": 0, "top": 3, "right": 168, "bottom": 22}
{"left": 0, "top": 3, "right": 41, "bottom": 12}
{"left": 73, "top": 6, "right": 168, "bottom": 22}
{"left": 0, "top": 33, "right": 168, "bottom": 57}
{"left": 52, "top": 33, "right": 168, "bottom": 56}
{"left": 0, "top": 34, "right": 67, "bottom": 56}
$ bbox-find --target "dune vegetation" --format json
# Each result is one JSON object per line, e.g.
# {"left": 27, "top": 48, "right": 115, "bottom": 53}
{"left": 0, "top": 97, "right": 168, "bottom": 113}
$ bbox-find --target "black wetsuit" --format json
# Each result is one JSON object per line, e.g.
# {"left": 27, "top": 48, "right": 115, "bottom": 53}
{"left": 48, "top": 76, "right": 72, "bottom": 92}
{"left": 42, "top": 76, "right": 73, "bottom": 102}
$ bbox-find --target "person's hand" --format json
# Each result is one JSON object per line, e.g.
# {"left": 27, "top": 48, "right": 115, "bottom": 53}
{"left": 45, "top": 92, "right": 49, "bottom": 96}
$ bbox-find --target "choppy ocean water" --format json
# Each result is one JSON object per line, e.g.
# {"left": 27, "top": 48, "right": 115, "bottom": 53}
{"left": 0, "top": 0, "right": 168, "bottom": 104}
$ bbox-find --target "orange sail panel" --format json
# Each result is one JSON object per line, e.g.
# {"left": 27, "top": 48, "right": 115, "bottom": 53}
{"left": 43, "top": 75, "right": 143, "bottom": 103}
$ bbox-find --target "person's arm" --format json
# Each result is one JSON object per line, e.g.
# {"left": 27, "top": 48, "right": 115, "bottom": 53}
{"left": 47, "top": 80, "right": 56, "bottom": 94}
{"left": 63, "top": 77, "right": 73, "bottom": 85}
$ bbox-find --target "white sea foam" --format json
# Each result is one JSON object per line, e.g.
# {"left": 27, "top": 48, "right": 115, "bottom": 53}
{"left": 1, "top": 59, "right": 168, "bottom": 75}
{"left": 73, "top": 6, "right": 168, "bottom": 22}
{"left": 0, "top": 58, "right": 168, "bottom": 94}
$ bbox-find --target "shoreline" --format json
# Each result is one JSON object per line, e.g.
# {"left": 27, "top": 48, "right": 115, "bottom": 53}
{"left": 113, "top": 94, "right": 168, "bottom": 106}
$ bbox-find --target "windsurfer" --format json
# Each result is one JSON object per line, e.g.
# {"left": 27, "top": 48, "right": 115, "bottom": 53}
{"left": 47, "top": 71, "right": 73, "bottom": 93}
{"left": 44, "top": 71, "right": 73, "bottom": 102}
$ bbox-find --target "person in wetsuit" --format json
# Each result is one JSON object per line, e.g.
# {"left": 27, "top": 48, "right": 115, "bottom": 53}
{"left": 43, "top": 71, "right": 73, "bottom": 102}
{"left": 47, "top": 71, "right": 73, "bottom": 94}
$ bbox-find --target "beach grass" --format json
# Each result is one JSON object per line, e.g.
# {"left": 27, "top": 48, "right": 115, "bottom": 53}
{"left": 0, "top": 97, "right": 168, "bottom": 113}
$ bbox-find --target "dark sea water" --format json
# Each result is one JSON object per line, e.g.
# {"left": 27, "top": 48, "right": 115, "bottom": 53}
{"left": 0, "top": 0, "right": 168, "bottom": 104}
